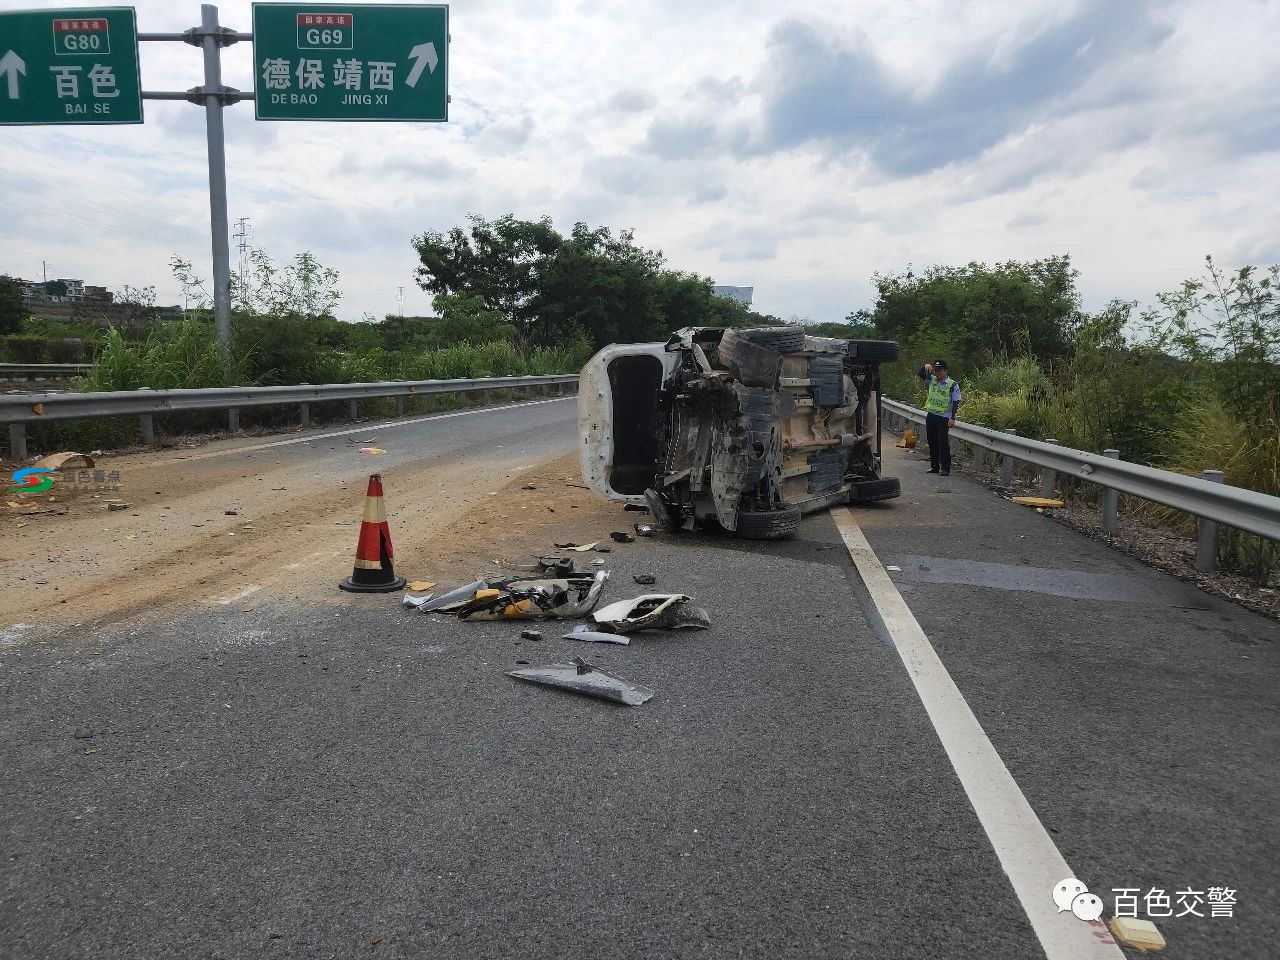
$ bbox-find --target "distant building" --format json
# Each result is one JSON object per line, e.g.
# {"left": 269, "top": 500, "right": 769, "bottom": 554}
{"left": 712, "top": 285, "right": 753, "bottom": 306}
{"left": 17, "top": 277, "right": 113, "bottom": 305}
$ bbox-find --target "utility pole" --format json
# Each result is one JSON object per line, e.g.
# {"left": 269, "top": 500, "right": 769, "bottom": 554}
{"left": 41, "top": 260, "right": 47, "bottom": 283}
{"left": 397, "top": 286, "right": 405, "bottom": 317}
{"left": 232, "top": 216, "right": 251, "bottom": 292}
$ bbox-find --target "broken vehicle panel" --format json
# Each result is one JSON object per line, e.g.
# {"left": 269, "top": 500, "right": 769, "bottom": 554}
{"left": 592, "top": 593, "right": 712, "bottom": 634}
{"left": 578, "top": 326, "right": 901, "bottom": 538}
{"left": 457, "top": 571, "right": 610, "bottom": 620}
{"left": 507, "top": 657, "right": 654, "bottom": 706}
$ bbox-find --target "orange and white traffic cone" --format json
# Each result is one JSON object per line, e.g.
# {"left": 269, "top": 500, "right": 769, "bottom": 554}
{"left": 339, "top": 473, "right": 407, "bottom": 593}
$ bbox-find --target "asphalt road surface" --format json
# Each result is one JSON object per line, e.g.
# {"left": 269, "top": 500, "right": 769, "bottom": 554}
{"left": 1, "top": 399, "right": 1276, "bottom": 959}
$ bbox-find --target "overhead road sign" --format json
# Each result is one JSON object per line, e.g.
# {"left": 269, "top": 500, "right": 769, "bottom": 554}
{"left": 251, "top": 3, "right": 448, "bottom": 121}
{"left": 0, "top": 6, "right": 142, "bottom": 125}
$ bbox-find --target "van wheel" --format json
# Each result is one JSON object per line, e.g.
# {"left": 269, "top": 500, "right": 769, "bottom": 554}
{"left": 850, "top": 477, "right": 901, "bottom": 502}
{"left": 735, "top": 504, "right": 801, "bottom": 539}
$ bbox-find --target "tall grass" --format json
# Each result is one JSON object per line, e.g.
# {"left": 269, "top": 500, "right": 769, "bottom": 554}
{"left": 80, "top": 323, "right": 240, "bottom": 391}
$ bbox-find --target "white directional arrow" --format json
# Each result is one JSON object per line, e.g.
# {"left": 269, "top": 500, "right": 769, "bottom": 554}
{"left": 405, "top": 42, "right": 438, "bottom": 89}
{"left": 0, "top": 50, "right": 26, "bottom": 100}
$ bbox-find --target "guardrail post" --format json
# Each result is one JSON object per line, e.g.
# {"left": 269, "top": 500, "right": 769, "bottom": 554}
{"left": 999, "top": 428, "right": 1018, "bottom": 487}
{"left": 8, "top": 423, "right": 27, "bottom": 460}
{"left": 228, "top": 408, "right": 240, "bottom": 432}
{"left": 1101, "top": 449, "right": 1120, "bottom": 533}
{"left": 139, "top": 414, "right": 155, "bottom": 445}
{"left": 300, "top": 402, "right": 311, "bottom": 426}
{"left": 395, "top": 396, "right": 406, "bottom": 417}
{"left": 347, "top": 399, "right": 358, "bottom": 420}
{"left": 974, "top": 445, "right": 988, "bottom": 473}
{"left": 1041, "top": 439, "right": 1060, "bottom": 497}
{"left": 1195, "top": 469, "right": 1224, "bottom": 572}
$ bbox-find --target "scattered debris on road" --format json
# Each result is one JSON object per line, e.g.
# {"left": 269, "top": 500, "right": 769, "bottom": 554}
{"left": 458, "top": 571, "right": 610, "bottom": 620}
{"left": 565, "top": 624, "right": 631, "bottom": 645}
{"left": 610, "top": 531, "right": 635, "bottom": 543}
{"left": 359, "top": 447, "right": 387, "bottom": 455}
{"left": 406, "top": 580, "right": 437, "bottom": 592}
{"left": 554, "top": 541, "right": 599, "bottom": 552}
{"left": 507, "top": 656, "right": 654, "bottom": 706}
{"left": 107, "top": 503, "right": 130, "bottom": 512}
{"left": 633, "top": 574, "right": 656, "bottom": 585}
{"left": 593, "top": 594, "right": 711, "bottom": 634}
{"left": 1010, "top": 496, "right": 1066, "bottom": 509}
{"left": 32, "top": 451, "right": 96, "bottom": 471}
{"left": 634, "top": 524, "right": 653, "bottom": 537}
{"left": 519, "top": 629, "right": 544, "bottom": 641}
{"left": 1106, "top": 917, "right": 1165, "bottom": 952}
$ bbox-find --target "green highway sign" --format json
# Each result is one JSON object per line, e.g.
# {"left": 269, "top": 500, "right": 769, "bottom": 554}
{"left": 0, "top": 6, "right": 142, "bottom": 125}
{"left": 252, "top": 3, "right": 448, "bottom": 122}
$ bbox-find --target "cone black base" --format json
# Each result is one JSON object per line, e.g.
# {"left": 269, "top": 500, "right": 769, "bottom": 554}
{"left": 339, "top": 574, "right": 406, "bottom": 594}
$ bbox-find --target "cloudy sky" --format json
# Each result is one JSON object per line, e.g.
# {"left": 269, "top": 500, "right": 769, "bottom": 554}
{"left": 3, "top": 0, "right": 1278, "bottom": 322}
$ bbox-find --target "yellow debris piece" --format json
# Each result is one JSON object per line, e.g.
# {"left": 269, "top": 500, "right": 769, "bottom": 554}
{"left": 406, "top": 580, "right": 436, "bottom": 592}
{"left": 1010, "top": 496, "right": 1066, "bottom": 508}
{"left": 1107, "top": 917, "right": 1166, "bottom": 952}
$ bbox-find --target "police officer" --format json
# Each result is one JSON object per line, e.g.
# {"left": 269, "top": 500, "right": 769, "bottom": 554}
{"left": 918, "top": 360, "right": 962, "bottom": 475}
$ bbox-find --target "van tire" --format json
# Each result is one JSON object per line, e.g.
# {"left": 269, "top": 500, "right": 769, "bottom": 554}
{"left": 850, "top": 477, "right": 901, "bottom": 503}
{"left": 741, "top": 326, "right": 805, "bottom": 353}
{"left": 735, "top": 504, "right": 802, "bottom": 539}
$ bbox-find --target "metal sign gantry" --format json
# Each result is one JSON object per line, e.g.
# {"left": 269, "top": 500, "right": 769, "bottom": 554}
{"left": 0, "top": 3, "right": 451, "bottom": 344}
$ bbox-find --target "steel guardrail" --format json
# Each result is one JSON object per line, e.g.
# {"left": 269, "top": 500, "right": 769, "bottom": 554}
{"left": 2, "top": 375, "right": 578, "bottom": 460}
{"left": 1, "top": 375, "right": 577, "bottom": 423}
{"left": 0, "top": 362, "right": 92, "bottom": 378}
{"left": 882, "top": 397, "right": 1280, "bottom": 542}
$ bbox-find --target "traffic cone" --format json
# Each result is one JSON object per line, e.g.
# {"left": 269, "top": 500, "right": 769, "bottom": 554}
{"left": 339, "top": 473, "right": 407, "bottom": 593}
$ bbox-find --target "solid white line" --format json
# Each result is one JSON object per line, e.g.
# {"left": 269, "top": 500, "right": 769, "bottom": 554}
{"left": 833, "top": 509, "right": 1123, "bottom": 960}
{"left": 178, "top": 397, "right": 572, "bottom": 462}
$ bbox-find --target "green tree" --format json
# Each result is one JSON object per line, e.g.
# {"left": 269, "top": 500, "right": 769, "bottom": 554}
{"left": 871, "top": 256, "right": 1081, "bottom": 364}
{"left": 0, "top": 274, "right": 27, "bottom": 334}
{"left": 413, "top": 214, "right": 563, "bottom": 338}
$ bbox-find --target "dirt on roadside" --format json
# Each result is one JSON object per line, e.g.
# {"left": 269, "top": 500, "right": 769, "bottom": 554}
{"left": 0, "top": 444, "right": 629, "bottom": 634}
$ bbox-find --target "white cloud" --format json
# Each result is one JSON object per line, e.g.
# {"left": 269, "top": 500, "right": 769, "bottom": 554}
{"left": 1, "top": 0, "right": 1278, "bottom": 325}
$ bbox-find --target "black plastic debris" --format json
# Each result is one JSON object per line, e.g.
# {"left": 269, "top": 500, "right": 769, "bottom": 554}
{"left": 507, "top": 657, "right": 653, "bottom": 706}
{"left": 594, "top": 545, "right": 612, "bottom": 553}
{"left": 535, "top": 556, "right": 575, "bottom": 576}
{"left": 633, "top": 574, "right": 656, "bottom": 585}
{"left": 520, "top": 629, "right": 544, "bottom": 641}
{"left": 623, "top": 504, "right": 649, "bottom": 512}
{"left": 610, "top": 531, "right": 635, "bottom": 543}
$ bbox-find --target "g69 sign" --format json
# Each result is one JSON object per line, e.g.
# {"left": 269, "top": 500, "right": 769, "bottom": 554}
{"left": 252, "top": 3, "right": 448, "bottom": 122}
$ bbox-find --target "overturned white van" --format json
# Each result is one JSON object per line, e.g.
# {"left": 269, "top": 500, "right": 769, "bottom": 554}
{"left": 578, "top": 326, "right": 901, "bottom": 539}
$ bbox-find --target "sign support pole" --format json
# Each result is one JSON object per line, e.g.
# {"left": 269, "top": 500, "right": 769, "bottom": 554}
{"left": 141, "top": 9, "right": 251, "bottom": 348}
{"left": 200, "top": 4, "right": 232, "bottom": 347}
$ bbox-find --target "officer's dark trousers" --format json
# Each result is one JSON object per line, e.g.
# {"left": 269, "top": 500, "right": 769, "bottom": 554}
{"left": 925, "top": 413, "right": 951, "bottom": 472}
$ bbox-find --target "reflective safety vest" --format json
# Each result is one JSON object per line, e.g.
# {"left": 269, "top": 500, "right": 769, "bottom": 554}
{"left": 925, "top": 376, "right": 957, "bottom": 415}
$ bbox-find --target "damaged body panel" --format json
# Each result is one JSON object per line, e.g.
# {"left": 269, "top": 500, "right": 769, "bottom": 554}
{"left": 579, "top": 327, "right": 901, "bottom": 538}
{"left": 508, "top": 657, "right": 655, "bottom": 706}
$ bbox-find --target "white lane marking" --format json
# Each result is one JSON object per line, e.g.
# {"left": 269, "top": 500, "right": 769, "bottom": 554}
{"left": 214, "top": 585, "right": 263, "bottom": 605}
{"left": 178, "top": 397, "right": 572, "bottom": 462}
{"left": 833, "top": 509, "right": 1123, "bottom": 960}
